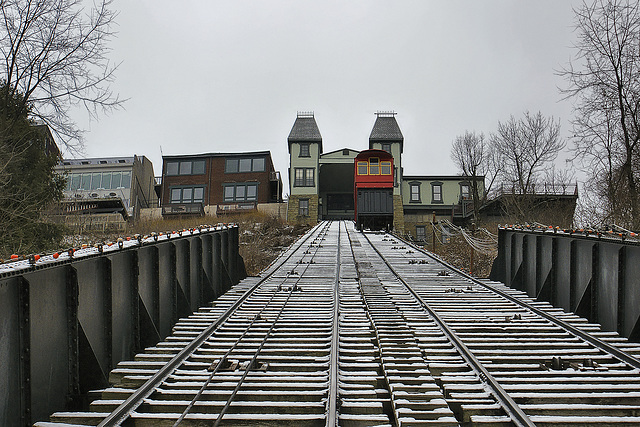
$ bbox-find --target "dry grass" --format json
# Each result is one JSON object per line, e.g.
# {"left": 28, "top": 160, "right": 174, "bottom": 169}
{"left": 58, "top": 212, "right": 311, "bottom": 277}
{"left": 414, "top": 222, "right": 499, "bottom": 279}
{"left": 429, "top": 235, "right": 496, "bottom": 278}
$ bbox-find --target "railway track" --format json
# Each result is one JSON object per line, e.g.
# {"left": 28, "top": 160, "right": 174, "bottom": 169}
{"left": 37, "top": 221, "right": 640, "bottom": 426}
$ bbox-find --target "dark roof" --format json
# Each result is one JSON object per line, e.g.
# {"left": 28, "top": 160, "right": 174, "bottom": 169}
{"left": 369, "top": 115, "right": 403, "bottom": 152}
{"left": 369, "top": 116, "right": 403, "bottom": 141}
{"left": 163, "top": 151, "right": 271, "bottom": 160}
{"left": 288, "top": 115, "right": 322, "bottom": 153}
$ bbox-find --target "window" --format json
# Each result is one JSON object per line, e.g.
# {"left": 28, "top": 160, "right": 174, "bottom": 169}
{"left": 239, "top": 158, "right": 252, "bottom": 172}
{"left": 432, "top": 183, "right": 443, "bottom": 203}
{"left": 169, "top": 186, "right": 206, "bottom": 204}
{"left": 369, "top": 158, "right": 379, "bottom": 175}
{"left": 166, "top": 159, "right": 206, "bottom": 176}
{"left": 193, "top": 187, "right": 204, "bottom": 202}
{"left": 253, "top": 158, "right": 265, "bottom": 172}
{"left": 416, "top": 226, "right": 426, "bottom": 241}
{"left": 166, "top": 162, "right": 179, "bottom": 176}
{"left": 461, "top": 184, "right": 470, "bottom": 200}
{"left": 66, "top": 171, "right": 133, "bottom": 191}
{"left": 170, "top": 188, "right": 181, "bottom": 203}
{"left": 101, "top": 172, "right": 112, "bottom": 189}
{"left": 225, "top": 157, "right": 266, "bottom": 173}
{"left": 381, "top": 143, "right": 391, "bottom": 153}
{"left": 70, "top": 174, "right": 81, "bottom": 190}
{"left": 299, "top": 143, "right": 310, "bottom": 157}
{"left": 179, "top": 161, "right": 192, "bottom": 175}
{"left": 381, "top": 161, "right": 392, "bottom": 175}
{"left": 80, "top": 173, "right": 91, "bottom": 190}
{"left": 223, "top": 183, "right": 258, "bottom": 202}
{"left": 357, "top": 162, "right": 368, "bottom": 175}
{"left": 111, "top": 172, "right": 122, "bottom": 188}
{"left": 225, "top": 159, "right": 238, "bottom": 173}
{"left": 121, "top": 171, "right": 131, "bottom": 189}
{"left": 91, "top": 173, "right": 102, "bottom": 190}
{"left": 410, "top": 183, "right": 421, "bottom": 202}
{"left": 299, "top": 198, "right": 309, "bottom": 216}
{"left": 224, "top": 186, "right": 235, "bottom": 202}
{"left": 246, "top": 185, "right": 257, "bottom": 200}
{"left": 294, "top": 168, "right": 315, "bottom": 187}
{"left": 192, "top": 160, "right": 205, "bottom": 174}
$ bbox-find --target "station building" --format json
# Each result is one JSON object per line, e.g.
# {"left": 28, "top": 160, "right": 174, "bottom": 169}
{"left": 158, "top": 151, "right": 283, "bottom": 217}
{"left": 287, "top": 111, "right": 483, "bottom": 239}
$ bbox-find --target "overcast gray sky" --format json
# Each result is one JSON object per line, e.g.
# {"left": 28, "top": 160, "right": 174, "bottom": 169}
{"left": 71, "top": 0, "right": 583, "bottom": 195}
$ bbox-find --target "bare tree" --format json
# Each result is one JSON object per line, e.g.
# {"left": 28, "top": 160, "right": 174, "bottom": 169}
{"left": 559, "top": 0, "right": 640, "bottom": 229}
{"left": 450, "top": 130, "right": 497, "bottom": 221}
{"left": 491, "top": 111, "right": 564, "bottom": 194}
{"left": 490, "top": 111, "right": 565, "bottom": 221}
{"left": 0, "top": 0, "right": 122, "bottom": 149}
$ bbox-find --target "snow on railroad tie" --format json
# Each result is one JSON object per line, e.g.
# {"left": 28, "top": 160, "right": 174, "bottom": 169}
{"left": 36, "top": 221, "right": 640, "bottom": 426}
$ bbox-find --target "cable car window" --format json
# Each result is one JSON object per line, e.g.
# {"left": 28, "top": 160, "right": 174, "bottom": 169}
{"left": 381, "top": 161, "right": 391, "bottom": 175}
{"left": 357, "top": 162, "right": 368, "bottom": 175}
{"left": 369, "top": 158, "right": 379, "bottom": 175}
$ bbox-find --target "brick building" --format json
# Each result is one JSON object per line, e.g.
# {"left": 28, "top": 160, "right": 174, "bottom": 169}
{"left": 160, "top": 151, "right": 282, "bottom": 216}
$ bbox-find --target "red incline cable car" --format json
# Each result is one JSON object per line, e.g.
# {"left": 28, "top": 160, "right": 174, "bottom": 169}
{"left": 354, "top": 149, "right": 394, "bottom": 231}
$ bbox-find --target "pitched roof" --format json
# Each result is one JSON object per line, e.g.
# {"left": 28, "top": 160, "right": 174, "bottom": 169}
{"left": 369, "top": 116, "right": 404, "bottom": 141}
{"left": 288, "top": 115, "right": 323, "bottom": 153}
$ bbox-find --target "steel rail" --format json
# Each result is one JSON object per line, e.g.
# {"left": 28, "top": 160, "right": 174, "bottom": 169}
{"left": 326, "top": 221, "right": 341, "bottom": 426}
{"left": 397, "top": 233, "right": 640, "bottom": 371}
{"left": 97, "top": 221, "right": 329, "bottom": 426}
{"left": 172, "top": 285, "right": 285, "bottom": 426}
{"left": 213, "top": 285, "right": 299, "bottom": 427}
{"left": 345, "top": 226, "right": 399, "bottom": 427}
{"left": 212, "top": 222, "right": 333, "bottom": 426}
{"left": 359, "top": 230, "right": 536, "bottom": 427}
